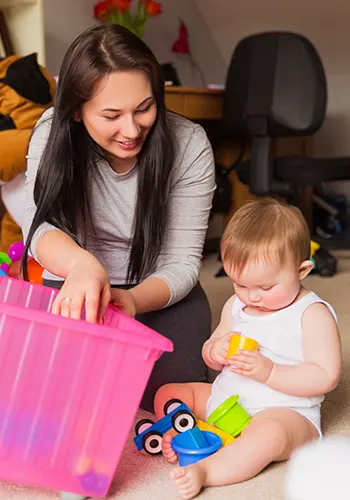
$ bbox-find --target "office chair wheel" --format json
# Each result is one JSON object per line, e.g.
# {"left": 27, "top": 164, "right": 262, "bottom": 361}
{"left": 314, "top": 248, "right": 337, "bottom": 277}
{"left": 318, "top": 267, "right": 334, "bottom": 277}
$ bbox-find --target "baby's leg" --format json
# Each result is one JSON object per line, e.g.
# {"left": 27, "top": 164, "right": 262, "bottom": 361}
{"left": 154, "top": 382, "right": 212, "bottom": 464}
{"left": 154, "top": 382, "right": 212, "bottom": 420}
{"left": 170, "top": 407, "right": 319, "bottom": 499}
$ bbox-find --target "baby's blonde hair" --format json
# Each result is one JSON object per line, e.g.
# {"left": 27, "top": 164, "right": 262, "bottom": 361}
{"left": 221, "top": 199, "right": 310, "bottom": 276}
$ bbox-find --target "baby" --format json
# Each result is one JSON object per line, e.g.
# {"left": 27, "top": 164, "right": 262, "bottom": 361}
{"left": 154, "top": 199, "right": 341, "bottom": 499}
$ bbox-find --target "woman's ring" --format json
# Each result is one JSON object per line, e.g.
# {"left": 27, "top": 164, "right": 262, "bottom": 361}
{"left": 63, "top": 297, "right": 71, "bottom": 303}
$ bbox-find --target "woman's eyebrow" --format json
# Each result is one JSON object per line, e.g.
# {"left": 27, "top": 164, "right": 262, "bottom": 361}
{"left": 102, "top": 96, "right": 153, "bottom": 113}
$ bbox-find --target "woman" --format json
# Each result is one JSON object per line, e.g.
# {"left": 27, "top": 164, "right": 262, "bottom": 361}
{"left": 22, "top": 24, "right": 215, "bottom": 418}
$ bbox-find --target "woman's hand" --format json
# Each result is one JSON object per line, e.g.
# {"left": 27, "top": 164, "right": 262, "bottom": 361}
{"left": 110, "top": 288, "right": 137, "bottom": 318}
{"left": 51, "top": 252, "right": 111, "bottom": 323}
{"left": 228, "top": 350, "right": 274, "bottom": 384}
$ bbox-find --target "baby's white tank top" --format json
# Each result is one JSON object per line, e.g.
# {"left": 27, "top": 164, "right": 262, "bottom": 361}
{"left": 206, "top": 291, "right": 337, "bottom": 417}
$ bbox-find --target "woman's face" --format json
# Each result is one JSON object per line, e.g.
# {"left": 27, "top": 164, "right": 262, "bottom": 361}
{"left": 81, "top": 70, "right": 157, "bottom": 172}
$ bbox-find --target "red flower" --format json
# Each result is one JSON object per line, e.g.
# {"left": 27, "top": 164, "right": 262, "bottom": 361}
{"left": 116, "top": 0, "right": 132, "bottom": 11}
{"left": 105, "top": 0, "right": 132, "bottom": 11}
{"left": 172, "top": 22, "right": 190, "bottom": 55}
{"left": 94, "top": 1, "right": 110, "bottom": 21}
{"left": 146, "top": 0, "right": 162, "bottom": 16}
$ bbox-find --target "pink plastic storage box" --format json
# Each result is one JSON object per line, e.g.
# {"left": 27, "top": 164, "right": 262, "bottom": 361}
{"left": 0, "top": 276, "right": 173, "bottom": 497}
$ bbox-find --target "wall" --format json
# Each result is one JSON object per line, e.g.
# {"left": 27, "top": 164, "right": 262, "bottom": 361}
{"left": 195, "top": 0, "right": 350, "bottom": 194}
{"left": 42, "top": 0, "right": 225, "bottom": 87}
{"left": 2, "top": 0, "right": 45, "bottom": 64}
{"left": 143, "top": 0, "right": 225, "bottom": 87}
{"left": 43, "top": 0, "right": 96, "bottom": 76}
{"left": 2, "top": 0, "right": 225, "bottom": 92}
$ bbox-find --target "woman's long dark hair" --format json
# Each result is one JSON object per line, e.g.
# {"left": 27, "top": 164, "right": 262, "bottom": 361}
{"left": 23, "top": 24, "right": 175, "bottom": 283}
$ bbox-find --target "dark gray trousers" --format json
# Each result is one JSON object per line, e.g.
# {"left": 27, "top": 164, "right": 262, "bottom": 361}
{"left": 43, "top": 280, "right": 211, "bottom": 412}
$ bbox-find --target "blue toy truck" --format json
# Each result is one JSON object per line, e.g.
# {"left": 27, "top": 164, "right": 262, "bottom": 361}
{"left": 134, "top": 399, "right": 196, "bottom": 455}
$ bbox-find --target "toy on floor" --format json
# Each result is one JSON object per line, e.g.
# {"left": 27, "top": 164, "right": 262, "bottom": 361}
{"left": 0, "top": 276, "right": 173, "bottom": 498}
{"left": 170, "top": 395, "right": 250, "bottom": 465}
{"left": 134, "top": 395, "right": 250, "bottom": 460}
{"left": 312, "top": 246, "right": 337, "bottom": 277}
{"left": 206, "top": 395, "right": 251, "bottom": 438}
{"left": 134, "top": 399, "right": 196, "bottom": 455}
{"left": 0, "top": 241, "right": 23, "bottom": 275}
{"left": 196, "top": 419, "right": 235, "bottom": 446}
{"left": 171, "top": 396, "right": 250, "bottom": 464}
{"left": 310, "top": 240, "right": 320, "bottom": 268}
{"left": 0, "top": 241, "right": 44, "bottom": 284}
{"left": 309, "top": 240, "right": 337, "bottom": 277}
{"left": 171, "top": 428, "right": 222, "bottom": 466}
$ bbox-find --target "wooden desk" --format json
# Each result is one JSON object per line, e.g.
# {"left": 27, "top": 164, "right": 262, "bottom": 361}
{"left": 165, "top": 86, "right": 223, "bottom": 121}
{"left": 165, "top": 86, "right": 313, "bottom": 226}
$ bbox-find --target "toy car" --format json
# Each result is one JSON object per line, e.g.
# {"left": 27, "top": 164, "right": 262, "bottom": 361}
{"left": 134, "top": 399, "right": 196, "bottom": 455}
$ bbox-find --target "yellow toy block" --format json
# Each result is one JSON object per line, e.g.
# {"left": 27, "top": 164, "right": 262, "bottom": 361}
{"left": 310, "top": 240, "right": 320, "bottom": 259}
{"left": 196, "top": 419, "right": 235, "bottom": 446}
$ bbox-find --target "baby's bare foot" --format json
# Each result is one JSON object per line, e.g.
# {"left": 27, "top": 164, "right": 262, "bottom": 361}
{"left": 162, "top": 434, "right": 178, "bottom": 464}
{"left": 170, "top": 463, "right": 207, "bottom": 499}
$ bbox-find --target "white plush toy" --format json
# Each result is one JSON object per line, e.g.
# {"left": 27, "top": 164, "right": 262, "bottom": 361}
{"left": 285, "top": 436, "right": 350, "bottom": 499}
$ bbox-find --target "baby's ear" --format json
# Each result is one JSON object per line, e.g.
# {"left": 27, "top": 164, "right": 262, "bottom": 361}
{"left": 299, "top": 260, "right": 314, "bottom": 280}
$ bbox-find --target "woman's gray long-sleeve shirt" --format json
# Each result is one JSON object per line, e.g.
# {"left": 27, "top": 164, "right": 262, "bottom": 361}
{"left": 22, "top": 108, "right": 216, "bottom": 306}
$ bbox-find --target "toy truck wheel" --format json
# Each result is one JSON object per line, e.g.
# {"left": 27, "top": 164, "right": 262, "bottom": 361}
{"left": 163, "top": 398, "right": 184, "bottom": 415}
{"left": 142, "top": 431, "right": 163, "bottom": 455}
{"left": 135, "top": 418, "right": 154, "bottom": 436}
{"left": 172, "top": 410, "right": 196, "bottom": 433}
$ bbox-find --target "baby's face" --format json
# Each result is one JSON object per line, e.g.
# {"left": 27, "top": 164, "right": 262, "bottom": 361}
{"left": 226, "top": 258, "right": 302, "bottom": 312}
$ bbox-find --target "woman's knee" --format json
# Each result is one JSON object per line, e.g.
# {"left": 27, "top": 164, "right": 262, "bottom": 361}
{"left": 138, "top": 284, "right": 211, "bottom": 345}
{"left": 139, "top": 284, "right": 211, "bottom": 411}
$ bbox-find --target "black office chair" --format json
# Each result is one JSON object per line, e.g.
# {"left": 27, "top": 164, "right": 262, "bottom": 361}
{"left": 223, "top": 31, "right": 350, "bottom": 198}
{"left": 218, "top": 31, "right": 350, "bottom": 275}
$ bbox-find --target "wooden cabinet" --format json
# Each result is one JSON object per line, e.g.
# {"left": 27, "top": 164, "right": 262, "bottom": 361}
{"left": 165, "top": 86, "right": 223, "bottom": 121}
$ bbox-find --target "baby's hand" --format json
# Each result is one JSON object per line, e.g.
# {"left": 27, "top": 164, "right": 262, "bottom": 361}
{"left": 207, "top": 332, "right": 239, "bottom": 367}
{"left": 228, "top": 350, "right": 274, "bottom": 383}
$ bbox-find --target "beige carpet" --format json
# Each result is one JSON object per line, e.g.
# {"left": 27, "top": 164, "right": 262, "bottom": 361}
{"left": 2, "top": 252, "right": 350, "bottom": 500}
